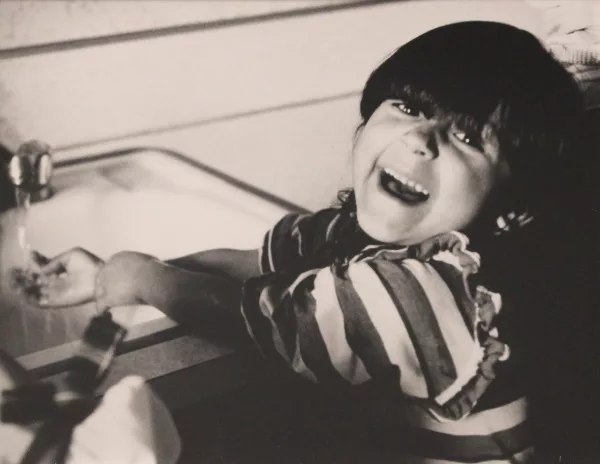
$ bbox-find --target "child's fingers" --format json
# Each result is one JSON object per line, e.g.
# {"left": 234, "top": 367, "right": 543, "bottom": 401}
{"left": 36, "top": 278, "right": 88, "bottom": 309}
{"left": 29, "top": 250, "right": 50, "bottom": 273}
{"left": 39, "top": 253, "right": 69, "bottom": 276}
{"left": 7, "top": 269, "right": 46, "bottom": 306}
{"left": 8, "top": 268, "right": 37, "bottom": 291}
{"left": 9, "top": 266, "right": 91, "bottom": 308}
{"left": 8, "top": 268, "right": 25, "bottom": 287}
{"left": 36, "top": 280, "right": 67, "bottom": 308}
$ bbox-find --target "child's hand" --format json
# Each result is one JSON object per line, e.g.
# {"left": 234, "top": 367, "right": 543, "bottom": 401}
{"left": 8, "top": 251, "right": 49, "bottom": 301}
{"left": 95, "top": 251, "right": 155, "bottom": 311}
{"left": 9, "top": 268, "right": 41, "bottom": 301}
{"left": 35, "top": 248, "right": 104, "bottom": 308}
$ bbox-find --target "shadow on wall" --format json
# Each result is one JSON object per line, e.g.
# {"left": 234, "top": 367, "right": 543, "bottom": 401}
{"left": 0, "top": 143, "right": 16, "bottom": 213}
{"left": 0, "top": 80, "right": 22, "bottom": 212}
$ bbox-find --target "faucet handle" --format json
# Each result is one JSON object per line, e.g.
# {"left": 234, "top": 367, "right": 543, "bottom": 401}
{"left": 8, "top": 140, "right": 53, "bottom": 199}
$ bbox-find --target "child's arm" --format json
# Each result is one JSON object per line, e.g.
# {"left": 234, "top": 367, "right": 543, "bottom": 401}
{"left": 97, "top": 251, "right": 249, "bottom": 342}
{"left": 33, "top": 249, "right": 251, "bottom": 342}
{"left": 31, "top": 209, "right": 333, "bottom": 337}
{"left": 30, "top": 209, "right": 332, "bottom": 310}
{"left": 165, "top": 248, "right": 261, "bottom": 282}
{"left": 162, "top": 209, "right": 338, "bottom": 280}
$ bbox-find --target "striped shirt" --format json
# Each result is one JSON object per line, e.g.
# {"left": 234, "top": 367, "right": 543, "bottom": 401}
{"left": 242, "top": 210, "right": 533, "bottom": 463}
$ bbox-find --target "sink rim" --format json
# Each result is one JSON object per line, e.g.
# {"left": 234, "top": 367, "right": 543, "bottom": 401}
{"left": 11, "top": 145, "right": 303, "bottom": 378}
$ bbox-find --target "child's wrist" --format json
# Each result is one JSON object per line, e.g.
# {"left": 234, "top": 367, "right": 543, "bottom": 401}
{"left": 131, "top": 254, "right": 160, "bottom": 305}
{"left": 94, "top": 261, "right": 108, "bottom": 311}
{"left": 95, "top": 251, "right": 157, "bottom": 311}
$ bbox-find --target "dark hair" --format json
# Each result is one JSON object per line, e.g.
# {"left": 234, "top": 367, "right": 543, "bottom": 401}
{"left": 328, "top": 21, "right": 587, "bottom": 265}
{"left": 329, "top": 22, "right": 599, "bottom": 454}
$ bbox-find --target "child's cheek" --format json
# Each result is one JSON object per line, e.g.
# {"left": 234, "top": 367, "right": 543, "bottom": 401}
{"left": 357, "top": 122, "right": 401, "bottom": 155}
{"left": 460, "top": 170, "right": 496, "bottom": 216}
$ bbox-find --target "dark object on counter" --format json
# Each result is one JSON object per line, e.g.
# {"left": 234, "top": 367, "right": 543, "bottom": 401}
{"left": 0, "top": 382, "right": 58, "bottom": 424}
{"left": 65, "top": 311, "right": 128, "bottom": 393}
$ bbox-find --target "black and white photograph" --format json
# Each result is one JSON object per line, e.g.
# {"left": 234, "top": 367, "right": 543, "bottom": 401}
{"left": 0, "top": 1, "right": 599, "bottom": 463}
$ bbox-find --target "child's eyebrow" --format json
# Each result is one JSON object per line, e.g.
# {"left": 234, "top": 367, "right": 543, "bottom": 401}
{"left": 441, "top": 112, "right": 484, "bottom": 136}
{"left": 398, "top": 86, "right": 437, "bottom": 114}
{"left": 393, "top": 84, "right": 506, "bottom": 148}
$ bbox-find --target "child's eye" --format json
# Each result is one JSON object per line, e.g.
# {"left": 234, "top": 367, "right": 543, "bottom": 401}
{"left": 453, "top": 131, "right": 483, "bottom": 150}
{"left": 391, "top": 101, "right": 421, "bottom": 117}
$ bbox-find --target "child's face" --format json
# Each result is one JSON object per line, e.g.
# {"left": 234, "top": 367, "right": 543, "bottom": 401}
{"left": 352, "top": 100, "right": 509, "bottom": 245}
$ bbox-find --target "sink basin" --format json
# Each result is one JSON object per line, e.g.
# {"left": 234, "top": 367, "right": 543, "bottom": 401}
{"left": 0, "top": 148, "right": 293, "bottom": 366}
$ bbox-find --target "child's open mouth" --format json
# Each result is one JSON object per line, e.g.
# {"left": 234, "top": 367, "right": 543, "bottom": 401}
{"left": 380, "top": 168, "right": 430, "bottom": 204}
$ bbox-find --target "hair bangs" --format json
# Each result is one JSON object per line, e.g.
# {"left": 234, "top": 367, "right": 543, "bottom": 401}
{"left": 360, "top": 27, "right": 582, "bottom": 165}
{"left": 391, "top": 83, "right": 498, "bottom": 142}
{"left": 360, "top": 42, "right": 541, "bottom": 156}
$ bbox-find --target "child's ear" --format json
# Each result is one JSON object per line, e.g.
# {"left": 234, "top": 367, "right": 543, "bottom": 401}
{"left": 485, "top": 180, "right": 535, "bottom": 237}
{"left": 464, "top": 181, "right": 521, "bottom": 241}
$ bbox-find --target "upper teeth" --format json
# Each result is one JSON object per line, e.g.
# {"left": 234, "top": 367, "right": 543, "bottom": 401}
{"left": 383, "top": 168, "right": 429, "bottom": 196}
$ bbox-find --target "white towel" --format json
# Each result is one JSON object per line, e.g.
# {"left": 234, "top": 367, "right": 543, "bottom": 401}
{"left": 0, "top": 374, "right": 182, "bottom": 464}
{"left": 68, "top": 376, "right": 181, "bottom": 464}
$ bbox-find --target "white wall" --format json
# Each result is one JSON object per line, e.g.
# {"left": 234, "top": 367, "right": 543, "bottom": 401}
{"left": 0, "top": 1, "right": 355, "bottom": 50}
{"left": 0, "top": 1, "right": 543, "bottom": 210}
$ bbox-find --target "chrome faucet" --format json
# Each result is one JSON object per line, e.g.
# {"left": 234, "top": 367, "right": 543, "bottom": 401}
{"left": 7, "top": 140, "right": 53, "bottom": 202}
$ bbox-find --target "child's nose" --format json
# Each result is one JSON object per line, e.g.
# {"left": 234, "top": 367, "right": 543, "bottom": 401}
{"left": 401, "top": 123, "right": 439, "bottom": 160}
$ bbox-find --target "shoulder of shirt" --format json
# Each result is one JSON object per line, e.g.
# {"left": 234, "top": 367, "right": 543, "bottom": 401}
{"left": 349, "top": 231, "right": 480, "bottom": 273}
{"left": 292, "top": 207, "right": 342, "bottom": 242}
{"left": 350, "top": 245, "right": 409, "bottom": 264}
